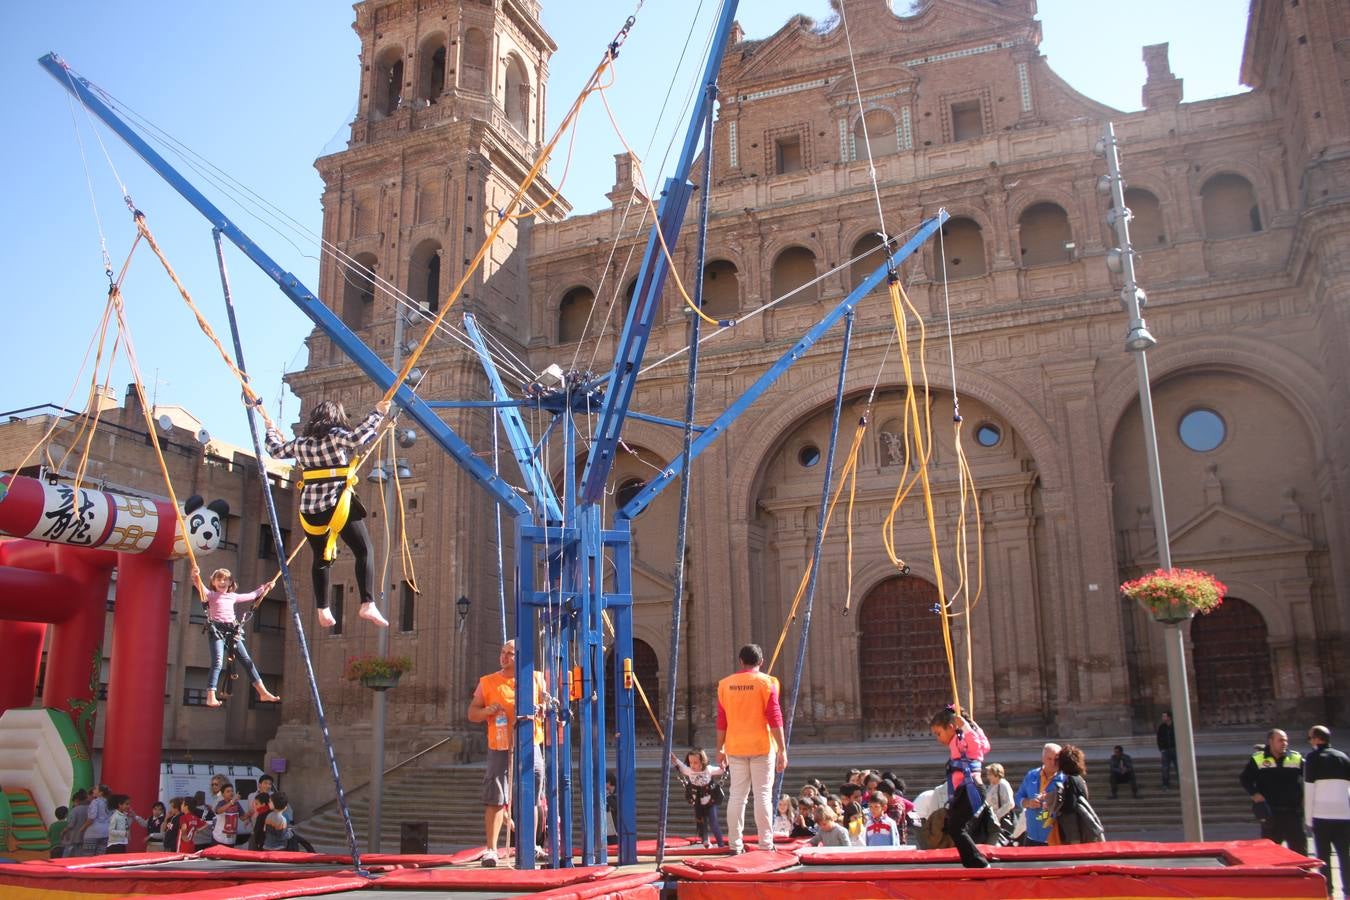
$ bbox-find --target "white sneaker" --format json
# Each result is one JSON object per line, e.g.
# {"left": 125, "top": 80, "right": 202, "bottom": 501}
{"left": 317, "top": 607, "right": 336, "bottom": 627}
{"left": 479, "top": 848, "right": 498, "bottom": 867}
{"left": 358, "top": 602, "right": 389, "bottom": 628}
{"left": 702, "top": 839, "right": 712, "bottom": 849}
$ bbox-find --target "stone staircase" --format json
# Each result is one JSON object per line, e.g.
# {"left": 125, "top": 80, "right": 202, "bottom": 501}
{"left": 297, "top": 739, "right": 1265, "bottom": 853}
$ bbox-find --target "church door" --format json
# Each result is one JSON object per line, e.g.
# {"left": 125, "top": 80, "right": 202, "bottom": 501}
{"left": 1191, "top": 597, "right": 1275, "bottom": 727}
{"left": 858, "top": 575, "right": 949, "bottom": 738}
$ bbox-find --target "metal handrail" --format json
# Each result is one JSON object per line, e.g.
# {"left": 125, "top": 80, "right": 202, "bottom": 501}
{"left": 307, "top": 736, "right": 455, "bottom": 818}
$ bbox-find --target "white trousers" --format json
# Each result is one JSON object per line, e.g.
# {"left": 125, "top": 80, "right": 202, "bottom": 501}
{"left": 726, "top": 752, "right": 775, "bottom": 851}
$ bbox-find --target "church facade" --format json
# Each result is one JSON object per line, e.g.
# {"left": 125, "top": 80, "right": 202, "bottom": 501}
{"left": 267, "top": 0, "right": 1350, "bottom": 813}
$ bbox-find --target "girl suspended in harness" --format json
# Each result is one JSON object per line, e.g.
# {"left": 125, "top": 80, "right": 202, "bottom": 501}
{"left": 265, "top": 399, "right": 391, "bottom": 628}
{"left": 930, "top": 704, "right": 992, "bottom": 868}
{"left": 192, "top": 566, "right": 280, "bottom": 708}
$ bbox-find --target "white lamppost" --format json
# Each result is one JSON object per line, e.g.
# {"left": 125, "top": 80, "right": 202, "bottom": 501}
{"left": 1097, "top": 121, "right": 1202, "bottom": 841}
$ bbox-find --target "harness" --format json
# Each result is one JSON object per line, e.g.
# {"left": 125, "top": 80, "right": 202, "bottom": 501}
{"left": 945, "top": 730, "right": 985, "bottom": 813}
{"left": 206, "top": 618, "right": 246, "bottom": 698}
{"left": 299, "top": 458, "right": 361, "bottom": 562}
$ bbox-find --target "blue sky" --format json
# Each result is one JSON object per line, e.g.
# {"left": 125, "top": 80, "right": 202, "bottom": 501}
{"left": 0, "top": 0, "right": 1249, "bottom": 451}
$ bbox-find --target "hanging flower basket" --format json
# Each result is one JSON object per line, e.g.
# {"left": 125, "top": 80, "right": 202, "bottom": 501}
{"left": 345, "top": 655, "right": 412, "bottom": 691}
{"left": 1120, "top": 568, "right": 1227, "bottom": 625}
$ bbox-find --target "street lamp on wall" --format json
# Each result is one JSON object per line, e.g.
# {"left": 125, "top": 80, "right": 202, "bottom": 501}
{"left": 456, "top": 594, "right": 470, "bottom": 632}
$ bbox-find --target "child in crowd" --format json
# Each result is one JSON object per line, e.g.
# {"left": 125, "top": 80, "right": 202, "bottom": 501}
{"left": 809, "top": 806, "right": 852, "bottom": 847}
{"left": 605, "top": 771, "right": 619, "bottom": 846}
{"left": 839, "top": 783, "right": 865, "bottom": 843}
{"left": 212, "top": 782, "right": 245, "bottom": 847}
{"left": 47, "top": 805, "right": 68, "bottom": 859}
{"left": 248, "top": 791, "right": 272, "bottom": 850}
{"left": 61, "top": 790, "right": 89, "bottom": 857}
{"left": 862, "top": 792, "right": 901, "bottom": 846}
{"left": 175, "top": 798, "right": 205, "bottom": 853}
{"left": 107, "top": 795, "right": 147, "bottom": 853}
{"left": 879, "top": 779, "right": 914, "bottom": 843}
{"left": 80, "top": 784, "right": 111, "bottom": 856}
{"left": 162, "top": 798, "right": 181, "bottom": 853}
{"left": 790, "top": 797, "right": 817, "bottom": 838}
{"left": 772, "top": 795, "right": 796, "bottom": 837}
{"left": 145, "top": 801, "right": 166, "bottom": 850}
{"left": 191, "top": 567, "right": 280, "bottom": 708}
{"left": 930, "top": 705, "right": 991, "bottom": 868}
{"left": 265, "top": 399, "right": 392, "bottom": 629}
{"left": 263, "top": 793, "right": 293, "bottom": 851}
{"left": 671, "top": 749, "right": 727, "bottom": 849}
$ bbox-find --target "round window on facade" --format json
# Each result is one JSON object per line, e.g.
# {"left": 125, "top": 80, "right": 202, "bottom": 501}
{"left": 798, "top": 444, "right": 821, "bottom": 468}
{"left": 615, "top": 477, "right": 646, "bottom": 509}
{"left": 1179, "top": 408, "right": 1226, "bottom": 452}
{"left": 975, "top": 423, "right": 1002, "bottom": 448}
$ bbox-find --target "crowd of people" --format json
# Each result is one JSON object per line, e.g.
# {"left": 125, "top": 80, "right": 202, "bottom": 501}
{"left": 46, "top": 774, "right": 306, "bottom": 858}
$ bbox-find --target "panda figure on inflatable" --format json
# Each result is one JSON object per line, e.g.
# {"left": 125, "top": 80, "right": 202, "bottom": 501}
{"left": 180, "top": 495, "right": 230, "bottom": 555}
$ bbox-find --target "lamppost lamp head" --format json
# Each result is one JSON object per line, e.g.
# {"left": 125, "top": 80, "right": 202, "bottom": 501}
{"left": 1125, "top": 322, "right": 1157, "bottom": 352}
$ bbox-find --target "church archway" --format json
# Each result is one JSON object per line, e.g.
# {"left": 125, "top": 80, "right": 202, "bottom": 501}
{"left": 858, "top": 575, "right": 948, "bottom": 738}
{"left": 1191, "top": 597, "right": 1274, "bottom": 727}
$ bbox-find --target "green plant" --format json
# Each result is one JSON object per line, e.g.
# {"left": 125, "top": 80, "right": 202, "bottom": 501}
{"left": 344, "top": 654, "right": 413, "bottom": 682}
{"left": 1120, "top": 568, "right": 1226, "bottom": 617}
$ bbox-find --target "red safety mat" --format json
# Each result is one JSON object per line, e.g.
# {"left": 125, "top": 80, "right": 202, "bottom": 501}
{"left": 797, "top": 839, "right": 1318, "bottom": 869}
{"left": 374, "top": 862, "right": 616, "bottom": 890}
{"left": 663, "top": 849, "right": 799, "bottom": 877}
{"left": 529, "top": 870, "right": 662, "bottom": 900}
{"left": 158, "top": 874, "right": 374, "bottom": 900}
{"left": 198, "top": 844, "right": 470, "bottom": 868}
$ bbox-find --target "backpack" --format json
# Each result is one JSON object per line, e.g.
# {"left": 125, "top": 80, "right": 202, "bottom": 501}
{"left": 1053, "top": 776, "right": 1105, "bottom": 844}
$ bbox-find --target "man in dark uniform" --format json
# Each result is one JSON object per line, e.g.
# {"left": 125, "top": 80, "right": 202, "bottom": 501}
{"left": 1240, "top": 727, "right": 1306, "bottom": 854}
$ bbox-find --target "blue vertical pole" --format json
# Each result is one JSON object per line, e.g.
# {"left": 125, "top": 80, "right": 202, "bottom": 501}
{"left": 611, "top": 523, "right": 638, "bottom": 864}
{"left": 210, "top": 231, "right": 365, "bottom": 873}
{"left": 515, "top": 525, "right": 538, "bottom": 870}
{"left": 587, "top": 510, "right": 607, "bottom": 864}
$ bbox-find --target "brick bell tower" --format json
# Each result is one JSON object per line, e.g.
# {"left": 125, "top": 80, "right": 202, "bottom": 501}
{"left": 271, "top": 0, "right": 567, "bottom": 812}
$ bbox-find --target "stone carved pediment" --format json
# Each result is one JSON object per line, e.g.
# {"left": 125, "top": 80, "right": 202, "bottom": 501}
{"left": 824, "top": 65, "right": 918, "bottom": 102}
{"left": 1149, "top": 503, "right": 1313, "bottom": 562}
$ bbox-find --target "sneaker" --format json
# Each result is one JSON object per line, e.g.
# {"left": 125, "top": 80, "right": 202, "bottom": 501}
{"left": 480, "top": 849, "right": 498, "bottom": 868}
{"left": 730, "top": 844, "right": 745, "bottom": 855}
{"left": 757, "top": 843, "right": 776, "bottom": 853}
{"left": 702, "top": 839, "right": 712, "bottom": 849}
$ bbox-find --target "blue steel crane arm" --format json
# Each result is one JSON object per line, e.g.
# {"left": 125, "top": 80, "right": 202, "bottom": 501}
{"left": 578, "top": 0, "right": 741, "bottom": 505}
{"left": 462, "top": 313, "right": 562, "bottom": 521}
{"left": 617, "top": 212, "right": 948, "bottom": 521}
{"left": 38, "top": 53, "right": 530, "bottom": 518}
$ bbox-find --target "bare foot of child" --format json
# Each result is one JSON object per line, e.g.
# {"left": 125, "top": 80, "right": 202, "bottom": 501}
{"left": 254, "top": 685, "right": 281, "bottom": 703}
{"left": 205, "top": 691, "right": 222, "bottom": 708}
{"left": 359, "top": 602, "right": 389, "bottom": 628}
{"left": 317, "top": 607, "right": 337, "bottom": 627}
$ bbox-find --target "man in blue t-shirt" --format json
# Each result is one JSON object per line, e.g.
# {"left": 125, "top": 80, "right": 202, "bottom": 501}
{"left": 1014, "top": 744, "right": 1063, "bottom": 846}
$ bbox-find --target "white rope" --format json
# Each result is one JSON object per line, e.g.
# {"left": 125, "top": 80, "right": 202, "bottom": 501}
{"left": 638, "top": 219, "right": 923, "bottom": 376}
{"left": 838, "top": 2, "right": 889, "bottom": 241}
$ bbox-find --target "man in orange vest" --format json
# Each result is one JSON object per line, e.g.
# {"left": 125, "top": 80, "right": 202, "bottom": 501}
{"left": 716, "top": 644, "right": 788, "bottom": 853}
{"left": 467, "top": 640, "right": 547, "bottom": 867}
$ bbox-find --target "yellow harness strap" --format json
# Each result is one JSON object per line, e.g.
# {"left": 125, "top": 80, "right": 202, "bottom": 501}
{"left": 300, "top": 458, "right": 360, "bottom": 562}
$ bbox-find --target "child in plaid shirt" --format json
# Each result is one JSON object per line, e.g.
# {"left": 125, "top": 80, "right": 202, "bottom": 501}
{"left": 266, "top": 399, "right": 391, "bottom": 628}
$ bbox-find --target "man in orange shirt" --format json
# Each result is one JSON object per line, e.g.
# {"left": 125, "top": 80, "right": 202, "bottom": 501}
{"left": 716, "top": 644, "right": 788, "bottom": 853}
{"left": 468, "top": 640, "right": 547, "bottom": 867}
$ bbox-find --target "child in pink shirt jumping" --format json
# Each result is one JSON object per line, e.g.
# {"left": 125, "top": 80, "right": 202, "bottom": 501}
{"left": 930, "top": 705, "right": 991, "bottom": 868}
{"left": 192, "top": 567, "right": 280, "bottom": 708}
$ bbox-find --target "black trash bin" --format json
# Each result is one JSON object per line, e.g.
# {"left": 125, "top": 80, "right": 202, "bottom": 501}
{"left": 400, "top": 821, "right": 429, "bottom": 854}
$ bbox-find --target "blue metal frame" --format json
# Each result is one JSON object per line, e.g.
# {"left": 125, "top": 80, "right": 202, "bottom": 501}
{"left": 43, "top": 7, "right": 950, "bottom": 870}
{"left": 463, "top": 313, "right": 562, "bottom": 521}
